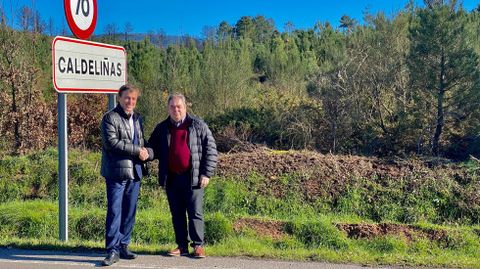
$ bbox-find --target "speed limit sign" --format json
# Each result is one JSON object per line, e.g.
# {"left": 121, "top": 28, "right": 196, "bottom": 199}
{"left": 64, "top": 0, "right": 97, "bottom": 39}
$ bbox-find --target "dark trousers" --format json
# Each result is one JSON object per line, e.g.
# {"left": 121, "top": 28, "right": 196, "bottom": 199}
{"left": 166, "top": 172, "right": 204, "bottom": 248}
{"left": 105, "top": 178, "right": 140, "bottom": 253}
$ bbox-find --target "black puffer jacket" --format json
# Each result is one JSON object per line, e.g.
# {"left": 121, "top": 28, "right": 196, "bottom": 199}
{"left": 101, "top": 105, "right": 153, "bottom": 180}
{"left": 148, "top": 114, "right": 218, "bottom": 187}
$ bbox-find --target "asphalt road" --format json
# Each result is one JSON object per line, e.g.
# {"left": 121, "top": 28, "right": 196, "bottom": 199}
{"left": 0, "top": 247, "right": 448, "bottom": 269}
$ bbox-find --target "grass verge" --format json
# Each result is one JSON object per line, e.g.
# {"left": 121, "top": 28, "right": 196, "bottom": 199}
{"left": 0, "top": 200, "right": 478, "bottom": 268}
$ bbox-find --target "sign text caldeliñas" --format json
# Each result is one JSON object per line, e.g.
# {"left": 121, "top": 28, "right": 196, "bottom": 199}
{"left": 52, "top": 36, "right": 126, "bottom": 93}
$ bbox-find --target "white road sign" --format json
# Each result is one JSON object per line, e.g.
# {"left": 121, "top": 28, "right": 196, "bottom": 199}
{"left": 52, "top": 36, "right": 127, "bottom": 94}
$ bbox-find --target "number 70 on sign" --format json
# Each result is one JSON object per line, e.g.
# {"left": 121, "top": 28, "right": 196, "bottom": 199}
{"left": 76, "top": 0, "right": 90, "bottom": 16}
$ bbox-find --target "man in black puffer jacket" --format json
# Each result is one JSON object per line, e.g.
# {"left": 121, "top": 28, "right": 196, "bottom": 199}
{"left": 149, "top": 93, "right": 217, "bottom": 258}
{"left": 100, "top": 84, "right": 153, "bottom": 266}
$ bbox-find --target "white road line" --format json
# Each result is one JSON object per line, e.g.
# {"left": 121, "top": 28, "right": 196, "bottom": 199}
{"left": 0, "top": 259, "right": 94, "bottom": 267}
{"left": 0, "top": 259, "right": 239, "bottom": 269}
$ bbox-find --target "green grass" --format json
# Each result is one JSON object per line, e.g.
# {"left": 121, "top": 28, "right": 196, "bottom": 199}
{"left": 1, "top": 148, "right": 480, "bottom": 267}
{"left": 2, "top": 234, "right": 479, "bottom": 268}
{"left": 0, "top": 200, "right": 479, "bottom": 268}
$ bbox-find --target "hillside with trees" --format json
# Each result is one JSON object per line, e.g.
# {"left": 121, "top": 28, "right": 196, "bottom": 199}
{"left": 1, "top": 1, "right": 480, "bottom": 267}
{"left": 0, "top": 0, "right": 479, "bottom": 160}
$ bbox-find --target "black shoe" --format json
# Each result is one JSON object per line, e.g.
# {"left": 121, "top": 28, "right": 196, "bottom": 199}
{"left": 119, "top": 245, "right": 138, "bottom": 259}
{"left": 102, "top": 251, "right": 119, "bottom": 266}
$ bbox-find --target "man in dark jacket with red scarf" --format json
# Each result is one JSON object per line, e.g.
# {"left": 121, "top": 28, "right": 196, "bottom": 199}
{"left": 149, "top": 93, "right": 218, "bottom": 258}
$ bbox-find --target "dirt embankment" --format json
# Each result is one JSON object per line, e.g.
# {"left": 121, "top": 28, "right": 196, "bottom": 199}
{"left": 219, "top": 147, "right": 478, "bottom": 241}
{"left": 234, "top": 217, "right": 451, "bottom": 243}
{"left": 216, "top": 147, "right": 476, "bottom": 202}
{"left": 335, "top": 223, "right": 449, "bottom": 242}
{"left": 234, "top": 218, "right": 286, "bottom": 240}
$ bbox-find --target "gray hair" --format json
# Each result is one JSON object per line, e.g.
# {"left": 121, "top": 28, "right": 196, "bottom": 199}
{"left": 167, "top": 93, "right": 187, "bottom": 106}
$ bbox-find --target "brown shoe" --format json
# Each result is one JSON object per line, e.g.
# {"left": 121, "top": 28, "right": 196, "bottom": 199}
{"left": 193, "top": 246, "right": 206, "bottom": 258}
{"left": 167, "top": 247, "right": 189, "bottom": 257}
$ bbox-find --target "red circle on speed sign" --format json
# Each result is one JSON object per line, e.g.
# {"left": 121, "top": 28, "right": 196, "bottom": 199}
{"left": 64, "top": 0, "right": 97, "bottom": 39}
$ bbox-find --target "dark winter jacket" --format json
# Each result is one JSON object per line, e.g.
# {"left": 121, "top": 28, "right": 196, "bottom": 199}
{"left": 148, "top": 114, "right": 218, "bottom": 187}
{"left": 100, "top": 105, "right": 153, "bottom": 180}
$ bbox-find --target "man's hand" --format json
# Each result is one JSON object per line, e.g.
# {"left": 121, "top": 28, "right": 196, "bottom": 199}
{"left": 139, "top": 147, "right": 149, "bottom": 161}
{"left": 199, "top": 175, "right": 210, "bottom": 188}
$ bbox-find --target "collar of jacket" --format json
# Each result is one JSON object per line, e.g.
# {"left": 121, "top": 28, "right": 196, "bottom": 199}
{"left": 114, "top": 104, "right": 139, "bottom": 120}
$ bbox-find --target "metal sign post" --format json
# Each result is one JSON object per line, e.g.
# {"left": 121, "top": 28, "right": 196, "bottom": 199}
{"left": 108, "top": 94, "right": 116, "bottom": 110}
{"left": 58, "top": 93, "right": 68, "bottom": 241}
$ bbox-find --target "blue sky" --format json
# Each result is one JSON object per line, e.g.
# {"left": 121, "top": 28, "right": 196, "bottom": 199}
{"left": 1, "top": 0, "right": 479, "bottom": 37}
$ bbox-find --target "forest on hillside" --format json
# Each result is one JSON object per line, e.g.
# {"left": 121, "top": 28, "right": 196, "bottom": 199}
{"left": 0, "top": 0, "right": 479, "bottom": 159}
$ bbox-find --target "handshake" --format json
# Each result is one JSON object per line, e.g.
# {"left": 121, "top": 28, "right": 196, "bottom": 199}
{"left": 138, "top": 147, "right": 149, "bottom": 161}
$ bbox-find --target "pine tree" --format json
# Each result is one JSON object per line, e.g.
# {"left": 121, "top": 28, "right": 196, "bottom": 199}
{"left": 408, "top": 4, "right": 480, "bottom": 155}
